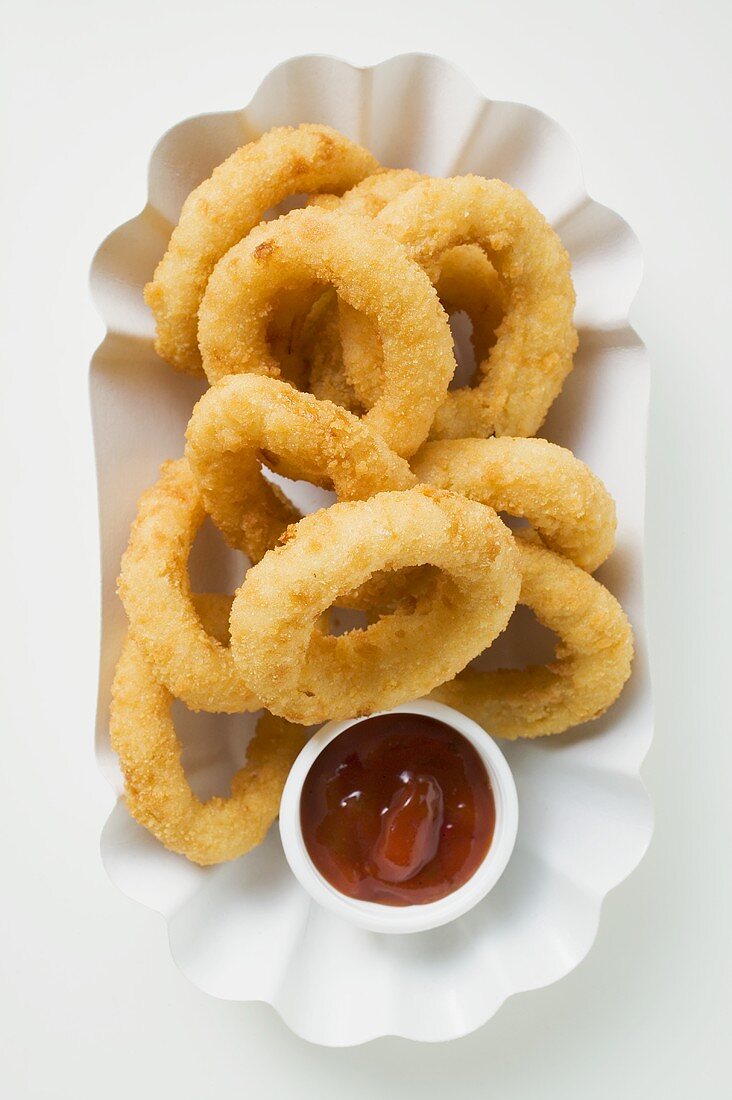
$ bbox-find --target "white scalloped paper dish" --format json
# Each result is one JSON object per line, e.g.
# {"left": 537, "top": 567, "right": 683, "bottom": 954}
{"left": 91, "top": 53, "right": 653, "bottom": 1046}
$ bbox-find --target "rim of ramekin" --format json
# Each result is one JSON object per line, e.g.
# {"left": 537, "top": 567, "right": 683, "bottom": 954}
{"left": 279, "top": 699, "right": 519, "bottom": 934}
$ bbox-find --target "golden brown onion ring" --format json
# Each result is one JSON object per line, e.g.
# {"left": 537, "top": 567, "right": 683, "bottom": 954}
{"left": 307, "top": 170, "right": 506, "bottom": 411}
{"left": 144, "top": 124, "right": 378, "bottom": 375}
{"left": 358, "top": 435, "right": 615, "bottom": 614}
{"left": 118, "top": 459, "right": 260, "bottom": 714}
{"left": 431, "top": 536, "right": 633, "bottom": 738}
{"left": 228, "top": 487, "right": 521, "bottom": 724}
{"left": 197, "top": 206, "right": 456, "bottom": 459}
{"left": 333, "top": 176, "right": 575, "bottom": 436}
{"left": 184, "top": 374, "right": 416, "bottom": 565}
{"left": 111, "top": 595, "right": 307, "bottom": 866}
{"left": 287, "top": 171, "right": 425, "bottom": 398}
{"left": 337, "top": 243, "right": 505, "bottom": 410}
{"left": 370, "top": 175, "right": 577, "bottom": 440}
{"left": 412, "top": 437, "right": 616, "bottom": 573}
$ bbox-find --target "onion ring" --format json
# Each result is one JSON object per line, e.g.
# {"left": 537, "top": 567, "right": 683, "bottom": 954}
{"left": 118, "top": 458, "right": 261, "bottom": 714}
{"left": 185, "top": 373, "right": 416, "bottom": 565}
{"left": 353, "top": 434, "right": 614, "bottom": 614}
{"left": 330, "top": 173, "right": 576, "bottom": 435}
{"left": 110, "top": 595, "right": 307, "bottom": 865}
{"left": 228, "top": 487, "right": 521, "bottom": 724}
{"left": 197, "top": 206, "right": 456, "bottom": 458}
{"left": 303, "top": 171, "right": 428, "bottom": 407}
{"left": 282, "top": 171, "right": 425, "bottom": 399}
{"left": 370, "top": 175, "right": 577, "bottom": 439}
{"left": 144, "top": 124, "right": 379, "bottom": 375}
{"left": 307, "top": 170, "right": 506, "bottom": 411}
{"left": 337, "top": 243, "right": 505, "bottom": 410}
{"left": 412, "top": 436, "right": 616, "bottom": 572}
{"left": 431, "top": 535, "right": 633, "bottom": 738}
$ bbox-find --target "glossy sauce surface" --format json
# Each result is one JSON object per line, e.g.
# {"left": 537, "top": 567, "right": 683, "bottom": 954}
{"left": 300, "top": 714, "right": 495, "bottom": 905}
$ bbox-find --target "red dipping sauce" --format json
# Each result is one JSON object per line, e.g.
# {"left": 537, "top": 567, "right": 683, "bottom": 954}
{"left": 300, "top": 713, "right": 496, "bottom": 906}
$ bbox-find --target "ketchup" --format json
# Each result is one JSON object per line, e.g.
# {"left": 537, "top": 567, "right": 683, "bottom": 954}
{"left": 300, "top": 713, "right": 495, "bottom": 906}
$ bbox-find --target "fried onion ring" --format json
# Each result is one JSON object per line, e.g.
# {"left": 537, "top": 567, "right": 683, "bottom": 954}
{"left": 431, "top": 536, "right": 633, "bottom": 738}
{"left": 337, "top": 243, "right": 505, "bottom": 410}
{"left": 285, "top": 171, "right": 426, "bottom": 399}
{"left": 307, "top": 170, "right": 506, "bottom": 411}
{"left": 197, "top": 206, "right": 456, "bottom": 458}
{"left": 111, "top": 595, "right": 307, "bottom": 865}
{"left": 304, "top": 176, "right": 577, "bottom": 437}
{"left": 228, "top": 487, "right": 521, "bottom": 724}
{"left": 118, "top": 458, "right": 260, "bottom": 714}
{"left": 144, "top": 124, "right": 379, "bottom": 374}
{"left": 185, "top": 374, "right": 416, "bottom": 564}
{"left": 356, "top": 435, "right": 615, "bottom": 613}
{"left": 412, "top": 437, "right": 616, "bottom": 573}
{"left": 370, "top": 176, "right": 577, "bottom": 439}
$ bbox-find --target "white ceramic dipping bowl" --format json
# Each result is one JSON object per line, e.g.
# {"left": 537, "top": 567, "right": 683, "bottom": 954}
{"left": 279, "top": 699, "right": 519, "bottom": 934}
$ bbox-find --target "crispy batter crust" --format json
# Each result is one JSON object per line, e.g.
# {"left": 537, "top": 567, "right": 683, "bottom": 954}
{"left": 431, "top": 536, "right": 633, "bottom": 738}
{"left": 310, "top": 171, "right": 507, "bottom": 412}
{"left": 185, "top": 374, "right": 416, "bottom": 563}
{"left": 197, "top": 206, "right": 456, "bottom": 458}
{"left": 374, "top": 175, "right": 577, "bottom": 439}
{"left": 144, "top": 124, "right": 378, "bottom": 374}
{"left": 118, "top": 459, "right": 257, "bottom": 713}
{"left": 111, "top": 595, "right": 307, "bottom": 865}
{"left": 412, "top": 436, "right": 616, "bottom": 572}
{"left": 307, "top": 167, "right": 424, "bottom": 217}
{"left": 229, "top": 487, "right": 521, "bottom": 724}
{"left": 306, "top": 170, "right": 506, "bottom": 412}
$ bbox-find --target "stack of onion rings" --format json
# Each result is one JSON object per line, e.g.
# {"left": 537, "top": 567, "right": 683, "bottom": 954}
{"left": 307, "top": 169, "right": 507, "bottom": 412}
{"left": 376, "top": 176, "right": 577, "bottom": 439}
{"left": 111, "top": 123, "right": 634, "bottom": 866}
{"left": 412, "top": 436, "right": 616, "bottom": 573}
{"left": 197, "top": 205, "right": 457, "bottom": 458}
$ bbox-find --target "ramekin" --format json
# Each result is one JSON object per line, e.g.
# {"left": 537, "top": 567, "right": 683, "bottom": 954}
{"left": 279, "top": 699, "right": 518, "bottom": 934}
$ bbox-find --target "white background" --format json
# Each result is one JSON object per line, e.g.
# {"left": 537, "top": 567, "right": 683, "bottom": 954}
{"left": 1, "top": 1, "right": 730, "bottom": 1096}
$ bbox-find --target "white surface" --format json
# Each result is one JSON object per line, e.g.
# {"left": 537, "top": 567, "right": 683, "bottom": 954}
{"left": 1, "top": 0, "right": 729, "bottom": 1094}
{"left": 92, "top": 54, "right": 652, "bottom": 1043}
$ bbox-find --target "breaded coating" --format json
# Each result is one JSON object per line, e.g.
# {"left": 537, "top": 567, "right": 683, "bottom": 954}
{"left": 185, "top": 373, "right": 416, "bottom": 563}
{"left": 229, "top": 487, "right": 521, "bottom": 724}
{"left": 111, "top": 595, "right": 307, "bottom": 865}
{"left": 197, "top": 206, "right": 456, "bottom": 458}
{"left": 118, "top": 460, "right": 259, "bottom": 713}
{"left": 306, "top": 170, "right": 506, "bottom": 412}
{"left": 375, "top": 175, "right": 577, "bottom": 439}
{"left": 412, "top": 436, "right": 616, "bottom": 572}
{"left": 144, "top": 124, "right": 378, "bottom": 373}
{"left": 431, "top": 536, "right": 633, "bottom": 738}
